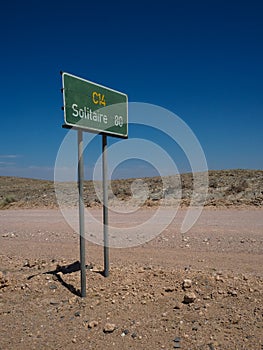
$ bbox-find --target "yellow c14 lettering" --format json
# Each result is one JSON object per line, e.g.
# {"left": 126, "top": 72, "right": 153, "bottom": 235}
{"left": 92, "top": 91, "right": 106, "bottom": 106}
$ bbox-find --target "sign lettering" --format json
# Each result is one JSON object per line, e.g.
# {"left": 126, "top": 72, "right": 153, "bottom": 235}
{"left": 62, "top": 73, "right": 128, "bottom": 138}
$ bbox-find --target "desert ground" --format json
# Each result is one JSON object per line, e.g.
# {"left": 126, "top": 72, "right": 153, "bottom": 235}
{"left": 0, "top": 171, "right": 263, "bottom": 350}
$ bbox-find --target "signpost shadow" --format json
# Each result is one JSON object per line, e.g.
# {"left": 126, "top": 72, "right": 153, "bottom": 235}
{"left": 27, "top": 261, "right": 94, "bottom": 297}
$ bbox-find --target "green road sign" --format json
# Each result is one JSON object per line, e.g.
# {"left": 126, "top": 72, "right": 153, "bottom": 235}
{"left": 62, "top": 72, "right": 128, "bottom": 138}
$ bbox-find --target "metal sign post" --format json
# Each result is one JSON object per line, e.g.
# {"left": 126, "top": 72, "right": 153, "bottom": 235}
{"left": 77, "top": 130, "right": 86, "bottom": 297}
{"left": 61, "top": 71, "right": 128, "bottom": 296}
{"left": 102, "top": 135, "right": 109, "bottom": 277}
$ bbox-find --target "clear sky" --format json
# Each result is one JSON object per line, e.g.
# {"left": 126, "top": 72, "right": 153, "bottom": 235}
{"left": 0, "top": 0, "right": 262, "bottom": 180}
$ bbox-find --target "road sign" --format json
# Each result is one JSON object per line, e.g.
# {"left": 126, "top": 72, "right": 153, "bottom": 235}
{"left": 62, "top": 72, "right": 128, "bottom": 138}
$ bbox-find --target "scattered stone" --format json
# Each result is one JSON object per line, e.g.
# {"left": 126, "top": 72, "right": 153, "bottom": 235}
{"left": 131, "top": 332, "right": 137, "bottom": 339}
{"left": 2, "top": 232, "right": 16, "bottom": 238}
{"left": 183, "top": 292, "right": 196, "bottom": 304}
{"left": 68, "top": 296, "right": 78, "bottom": 305}
{"left": 88, "top": 320, "right": 98, "bottom": 328}
{"left": 174, "top": 337, "right": 181, "bottom": 348}
{"left": 182, "top": 279, "right": 192, "bottom": 289}
{"left": 229, "top": 290, "right": 238, "bottom": 297}
{"left": 103, "top": 323, "right": 116, "bottom": 333}
{"left": 121, "top": 329, "right": 129, "bottom": 337}
{"left": 23, "top": 260, "right": 36, "bottom": 268}
{"left": 215, "top": 275, "right": 225, "bottom": 282}
{"left": 49, "top": 285, "right": 57, "bottom": 290}
{"left": 0, "top": 271, "right": 9, "bottom": 288}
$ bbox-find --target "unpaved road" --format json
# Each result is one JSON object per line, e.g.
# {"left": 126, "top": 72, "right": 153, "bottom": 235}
{"left": 1, "top": 208, "right": 263, "bottom": 274}
{"left": 0, "top": 208, "right": 263, "bottom": 349}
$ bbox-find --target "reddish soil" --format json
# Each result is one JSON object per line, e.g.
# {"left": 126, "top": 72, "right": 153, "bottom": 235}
{"left": 0, "top": 208, "right": 262, "bottom": 349}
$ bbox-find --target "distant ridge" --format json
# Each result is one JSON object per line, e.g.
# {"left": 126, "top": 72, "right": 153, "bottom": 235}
{"left": 0, "top": 169, "right": 262, "bottom": 209}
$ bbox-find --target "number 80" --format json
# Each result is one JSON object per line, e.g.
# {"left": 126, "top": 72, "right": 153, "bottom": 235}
{"left": 114, "top": 115, "right": 123, "bottom": 127}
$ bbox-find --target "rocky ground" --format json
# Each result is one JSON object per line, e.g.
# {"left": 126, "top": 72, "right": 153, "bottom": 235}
{"left": 1, "top": 256, "right": 262, "bottom": 350}
{"left": 0, "top": 170, "right": 263, "bottom": 349}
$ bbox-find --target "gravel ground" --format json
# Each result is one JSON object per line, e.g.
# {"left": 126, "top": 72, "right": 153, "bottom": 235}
{"left": 0, "top": 207, "right": 262, "bottom": 349}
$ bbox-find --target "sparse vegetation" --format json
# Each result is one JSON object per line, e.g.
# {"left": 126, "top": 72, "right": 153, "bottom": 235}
{"left": 0, "top": 195, "right": 17, "bottom": 208}
{"left": 0, "top": 169, "right": 262, "bottom": 209}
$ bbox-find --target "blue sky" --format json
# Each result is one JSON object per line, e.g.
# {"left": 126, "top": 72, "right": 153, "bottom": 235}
{"left": 0, "top": 0, "right": 262, "bottom": 180}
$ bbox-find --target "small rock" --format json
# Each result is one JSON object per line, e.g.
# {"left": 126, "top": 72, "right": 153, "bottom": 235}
{"left": 182, "top": 279, "right": 192, "bottom": 289}
{"left": 131, "top": 332, "right": 137, "bottom": 339}
{"left": 215, "top": 275, "right": 224, "bottom": 282}
{"left": 0, "top": 271, "right": 9, "bottom": 288}
{"left": 121, "top": 329, "right": 129, "bottom": 337}
{"left": 229, "top": 290, "right": 238, "bottom": 297}
{"left": 103, "top": 323, "right": 116, "bottom": 333}
{"left": 183, "top": 292, "right": 196, "bottom": 304}
{"left": 68, "top": 296, "right": 78, "bottom": 304}
{"left": 49, "top": 285, "right": 57, "bottom": 290}
{"left": 88, "top": 320, "right": 98, "bottom": 328}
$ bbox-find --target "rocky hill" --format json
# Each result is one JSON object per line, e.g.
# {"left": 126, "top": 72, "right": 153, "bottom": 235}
{"left": 0, "top": 169, "right": 262, "bottom": 209}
